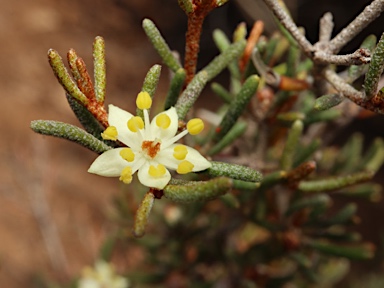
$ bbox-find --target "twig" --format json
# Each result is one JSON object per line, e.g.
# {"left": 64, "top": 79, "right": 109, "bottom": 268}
{"left": 263, "top": 0, "right": 382, "bottom": 67}
{"left": 183, "top": 0, "right": 217, "bottom": 83}
{"left": 262, "top": 0, "right": 314, "bottom": 57}
{"left": 319, "top": 12, "right": 334, "bottom": 43}
{"left": 329, "top": 0, "right": 384, "bottom": 54}
{"left": 323, "top": 69, "right": 364, "bottom": 100}
{"left": 314, "top": 48, "right": 371, "bottom": 65}
{"left": 324, "top": 69, "right": 384, "bottom": 114}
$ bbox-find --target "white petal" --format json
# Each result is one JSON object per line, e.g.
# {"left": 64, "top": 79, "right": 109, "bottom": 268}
{"left": 88, "top": 148, "right": 128, "bottom": 177}
{"left": 155, "top": 145, "right": 180, "bottom": 170}
{"left": 149, "top": 107, "right": 178, "bottom": 141}
{"left": 78, "top": 278, "right": 99, "bottom": 288}
{"left": 156, "top": 145, "right": 212, "bottom": 172}
{"left": 186, "top": 148, "right": 212, "bottom": 171}
{"left": 130, "top": 154, "right": 147, "bottom": 174}
{"left": 137, "top": 161, "right": 171, "bottom": 189}
{"left": 108, "top": 104, "right": 142, "bottom": 149}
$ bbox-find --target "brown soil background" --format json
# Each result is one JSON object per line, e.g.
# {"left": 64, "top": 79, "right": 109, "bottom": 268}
{"left": 0, "top": 1, "right": 189, "bottom": 286}
{"left": 0, "top": 0, "right": 383, "bottom": 287}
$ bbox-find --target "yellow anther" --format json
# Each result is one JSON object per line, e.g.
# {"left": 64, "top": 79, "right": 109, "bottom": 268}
{"left": 187, "top": 118, "right": 204, "bottom": 135}
{"left": 136, "top": 91, "right": 152, "bottom": 110}
{"left": 127, "top": 116, "right": 144, "bottom": 132}
{"left": 148, "top": 164, "right": 167, "bottom": 177}
{"left": 119, "top": 166, "right": 133, "bottom": 184}
{"left": 156, "top": 113, "right": 171, "bottom": 129}
{"left": 120, "top": 148, "right": 135, "bottom": 162}
{"left": 173, "top": 145, "right": 188, "bottom": 160}
{"left": 177, "top": 160, "right": 194, "bottom": 174}
{"left": 101, "top": 126, "right": 118, "bottom": 141}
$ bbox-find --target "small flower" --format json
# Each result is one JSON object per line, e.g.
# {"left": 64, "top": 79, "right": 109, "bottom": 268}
{"left": 78, "top": 260, "right": 129, "bottom": 288}
{"left": 88, "top": 92, "right": 212, "bottom": 189}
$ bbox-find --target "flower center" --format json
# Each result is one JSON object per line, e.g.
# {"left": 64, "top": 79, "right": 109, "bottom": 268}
{"left": 142, "top": 139, "right": 161, "bottom": 158}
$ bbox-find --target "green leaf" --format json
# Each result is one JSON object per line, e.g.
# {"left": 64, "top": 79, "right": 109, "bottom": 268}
{"left": 314, "top": 94, "right": 344, "bottom": 111}
{"left": 137, "top": 64, "right": 162, "bottom": 118}
{"left": 30, "top": 120, "right": 112, "bottom": 154}
{"left": 48, "top": 49, "right": 88, "bottom": 105}
{"left": 142, "top": 19, "right": 181, "bottom": 72}
{"left": 207, "top": 161, "right": 262, "bottom": 182}
{"left": 299, "top": 171, "right": 374, "bottom": 192}
{"left": 214, "top": 75, "right": 259, "bottom": 141}
{"left": 175, "top": 71, "right": 208, "bottom": 119}
{"left": 364, "top": 32, "right": 384, "bottom": 99}
{"left": 307, "top": 239, "right": 374, "bottom": 260}
{"left": 203, "top": 39, "right": 246, "bottom": 81}
{"left": 280, "top": 120, "right": 303, "bottom": 171}
{"left": 93, "top": 36, "right": 106, "bottom": 103}
{"left": 208, "top": 121, "right": 247, "bottom": 155}
{"left": 133, "top": 192, "right": 155, "bottom": 238}
{"left": 164, "top": 68, "right": 186, "bottom": 110}
{"left": 164, "top": 177, "right": 232, "bottom": 202}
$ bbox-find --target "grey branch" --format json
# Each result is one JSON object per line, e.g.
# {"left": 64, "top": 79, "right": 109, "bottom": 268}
{"left": 319, "top": 12, "right": 334, "bottom": 43}
{"left": 324, "top": 69, "right": 364, "bottom": 100}
{"left": 314, "top": 48, "right": 371, "bottom": 66}
{"left": 329, "top": 0, "right": 384, "bottom": 54}
{"left": 263, "top": 0, "right": 383, "bottom": 65}
{"left": 262, "top": 0, "right": 314, "bottom": 56}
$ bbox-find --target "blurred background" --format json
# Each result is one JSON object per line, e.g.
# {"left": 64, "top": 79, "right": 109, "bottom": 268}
{"left": 0, "top": 0, "right": 383, "bottom": 287}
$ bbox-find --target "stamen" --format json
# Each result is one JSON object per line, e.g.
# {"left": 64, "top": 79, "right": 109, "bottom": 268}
{"left": 151, "top": 138, "right": 162, "bottom": 147}
{"left": 136, "top": 91, "right": 152, "bottom": 110}
{"left": 156, "top": 114, "right": 171, "bottom": 129}
{"left": 177, "top": 160, "right": 194, "bottom": 174}
{"left": 187, "top": 118, "right": 204, "bottom": 135}
{"left": 148, "top": 164, "right": 167, "bottom": 177}
{"left": 127, "top": 116, "right": 144, "bottom": 132}
{"left": 101, "top": 126, "right": 118, "bottom": 141}
{"left": 143, "top": 109, "right": 151, "bottom": 139}
{"left": 173, "top": 145, "right": 188, "bottom": 160}
{"left": 142, "top": 140, "right": 161, "bottom": 158}
{"left": 120, "top": 148, "right": 135, "bottom": 162}
{"left": 161, "top": 129, "right": 189, "bottom": 149}
{"left": 119, "top": 166, "right": 133, "bottom": 184}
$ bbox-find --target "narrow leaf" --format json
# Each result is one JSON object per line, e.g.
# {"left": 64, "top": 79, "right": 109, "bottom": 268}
{"left": 93, "top": 36, "right": 106, "bottom": 103}
{"left": 133, "top": 192, "right": 155, "bottom": 238}
{"left": 30, "top": 120, "right": 112, "bottom": 154}
{"left": 142, "top": 19, "right": 181, "bottom": 72}
{"left": 206, "top": 161, "right": 262, "bottom": 182}
{"left": 164, "top": 68, "right": 186, "bottom": 110}
{"left": 364, "top": 32, "right": 384, "bottom": 99}
{"left": 214, "top": 75, "right": 259, "bottom": 141}
{"left": 208, "top": 121, "right": 247, "bottom": 155}
{"left": 175, "top": 71, "right": 208, "bottom": 119}
{"left": 314, "top": 94, "right": 344, "bottom": 111}
{"left": 137, "top": 64, "right": 162, "bottom": 118}
{"left": 203, "top": 39, "right": 246, "bottom": 81}
{"left": 164, "top": 177, "right": 232, "bottom": 203}
{"left": 307, "top": 240, "right": 374, "bottom": 260}
{"left": 299, "top": 171, "right": 374, "bottom": 192}
{"left": 48, "top": 49, "right": 88, "bottom": 105}
{"left": 280, "top": 120, "right": 303, "bottom": 171}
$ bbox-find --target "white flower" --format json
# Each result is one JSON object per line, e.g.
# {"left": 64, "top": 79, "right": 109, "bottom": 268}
{"left": 78, "top": 260, "right": 129, "bottom": 288}
{"left": 88, "top": 92, "right": 212, "bottom": 189}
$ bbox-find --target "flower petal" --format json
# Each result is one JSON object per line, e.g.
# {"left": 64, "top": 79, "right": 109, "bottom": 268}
{"left": 88, "top": 148, "right": 128, "bottom": 177}
{"left": 137, "top": 161, "right": 171, "bottom": 189}
{"left": 108, "top": 104, "right": 142, "bottom": 149}
{"left": 185, "top": 148, "right": 212, "bottom": 172}
{"left": 156, "top": 145, "right": 212, "bottom": 172}
{"left": 149, "top": 107, "right": 178, "bottom": 141}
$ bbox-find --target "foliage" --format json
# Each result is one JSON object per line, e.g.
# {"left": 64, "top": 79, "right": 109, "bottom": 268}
{"left": 31, "top": 0, "right": 384, "bottom": 286}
